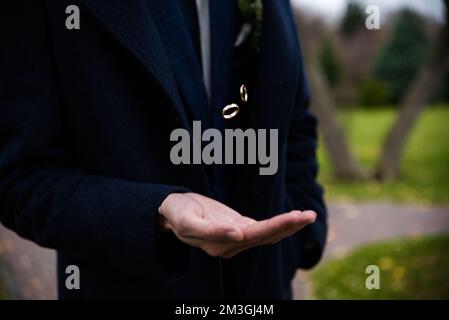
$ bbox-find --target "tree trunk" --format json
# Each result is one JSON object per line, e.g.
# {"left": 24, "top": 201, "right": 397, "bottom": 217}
{"left": 295, "top": 15, "right": 367, "bottom": 180}
{"left": 308, "top": 66, "right": 368, "bottom": 180}
{"left": 376, "top": 2, "right": 449, "bottom": 181}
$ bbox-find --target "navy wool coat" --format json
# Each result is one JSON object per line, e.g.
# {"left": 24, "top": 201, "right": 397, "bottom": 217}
{"left": 0, "top": 0, "right": 327, "bottom": 299}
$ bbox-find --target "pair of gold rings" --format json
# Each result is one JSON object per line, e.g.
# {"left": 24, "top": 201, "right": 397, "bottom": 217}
{"left": 222, "top": 85, "right": 248, "bottom": 120}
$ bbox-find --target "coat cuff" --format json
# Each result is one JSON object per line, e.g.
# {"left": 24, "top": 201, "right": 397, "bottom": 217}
{"left": 296, "top": 219, "right": 327, "bottom": 270}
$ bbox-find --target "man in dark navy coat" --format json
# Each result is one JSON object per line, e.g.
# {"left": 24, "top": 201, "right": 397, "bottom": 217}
{"left": 0, "top": 0, "right": 327, "bottom": 299}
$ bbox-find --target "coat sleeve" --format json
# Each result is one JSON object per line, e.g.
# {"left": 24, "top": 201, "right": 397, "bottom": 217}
{"left": 0, "top": 1, "right": 189, "bottom": 274}
{"left": 285, "top": 27, "right": 328, "bottom": 270}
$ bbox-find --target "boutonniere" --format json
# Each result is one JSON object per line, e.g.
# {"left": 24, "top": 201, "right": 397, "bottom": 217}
{"left": 237, "top": 0, "right": 263, "bottom": 52}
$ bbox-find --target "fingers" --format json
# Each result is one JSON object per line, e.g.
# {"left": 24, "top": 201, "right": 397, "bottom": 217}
{"left": 263, "top": 211, "right": 316, "bottom": 245}
{"left": 262, "top": 210, "right": 317, "bottom": 244}
{"left": 243, "top": 210, "right": 316, "bottom": 244}
{"left": 216, "top": 211, "right": 317, "bottom": 258}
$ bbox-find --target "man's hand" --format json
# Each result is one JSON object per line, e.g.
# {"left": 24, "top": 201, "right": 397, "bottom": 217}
{"left": 158, "top": 193, "right": 316, "bottom": 258}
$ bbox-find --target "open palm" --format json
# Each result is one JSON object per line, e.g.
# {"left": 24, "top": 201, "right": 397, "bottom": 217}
{"left": 159, "top": 193, "right": 317, "bottom": 258}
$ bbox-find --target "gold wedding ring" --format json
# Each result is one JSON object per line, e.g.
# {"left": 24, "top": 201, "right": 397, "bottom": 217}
{"left": 222, "top": 103, "right": 240, "bottom": 120}
{"left": 221, "top": 85, "right": 247, "bottom": 120}
{"left": 240, "top": 84, "right": 248, "bottom": 103}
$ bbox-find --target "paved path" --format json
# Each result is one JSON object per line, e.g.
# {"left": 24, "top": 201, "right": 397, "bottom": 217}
{"left": 0, "top": 202, "right": 448, "bottom": 300}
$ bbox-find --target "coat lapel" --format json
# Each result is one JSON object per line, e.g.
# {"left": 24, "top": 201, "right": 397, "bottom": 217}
{"left": 81, "top": 0, "right": 212, "bottom": 190}
{"left": 81, "top": 0, "right": 191, "bottom": 129}
{"left": 147, "top": 0, "right": 211, "bottom": 127}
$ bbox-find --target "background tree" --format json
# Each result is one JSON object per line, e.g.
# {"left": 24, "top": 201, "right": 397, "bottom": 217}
{"left": 376, "top": 0, "right": 449, "bottom": 181}
{"left": 319, "top": 35, "right": 343, "bottom": 88}
{"left": 295, "top": 10, "right": 367, "bottom": 180}
{"left": 340, "top": 1, "right": 365, "bottom": 36}
{"left": 434, "top": 72, "right": 449, "bottom": 103}
{"left": 373, "top": 9, "right": 430, "bottom": 104}
{"left": 294, "top": 1, "right": 447, "bottom": 182}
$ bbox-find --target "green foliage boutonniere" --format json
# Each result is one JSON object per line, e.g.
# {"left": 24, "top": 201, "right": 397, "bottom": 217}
{"left": 238, "top": 0, "right": 263, "bottom": 51}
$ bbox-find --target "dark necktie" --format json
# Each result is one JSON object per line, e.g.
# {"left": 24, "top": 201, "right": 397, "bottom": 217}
{"left": 180, "top": 0, "right": 203, "bottom": 69}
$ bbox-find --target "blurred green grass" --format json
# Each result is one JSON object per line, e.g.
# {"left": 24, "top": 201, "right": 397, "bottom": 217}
{"left": 318, "top": 105, "right": 449, "bottom": 204}
{"left": 311, "top": 234, "right": 449, "bottom": 299}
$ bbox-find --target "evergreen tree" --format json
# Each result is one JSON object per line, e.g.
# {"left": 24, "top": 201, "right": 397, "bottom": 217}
{"left": 341, "top": 1, "right": 365, "bottom": 36}
{"left": 319, "top": 36, "right": 343, "bottom": 88}
{"left": 373, "top": 9, "right": 430, "bottom": 104}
